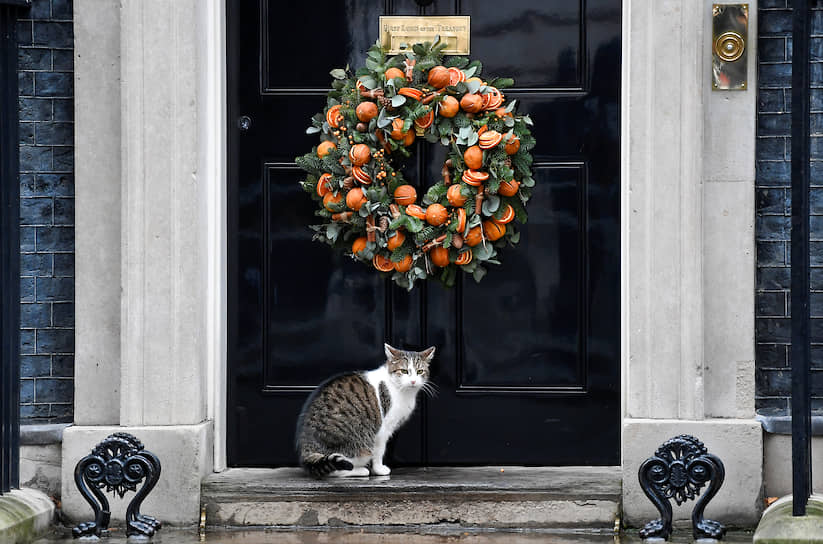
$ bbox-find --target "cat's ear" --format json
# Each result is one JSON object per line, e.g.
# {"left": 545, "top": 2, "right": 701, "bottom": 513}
{"left": 420, "top": 346, "right": 436, "bottom": 363}
{"left": 384, "top": 343, "right": 403, "bottom": 362}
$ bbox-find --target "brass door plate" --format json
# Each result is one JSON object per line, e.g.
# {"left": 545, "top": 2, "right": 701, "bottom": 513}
{"left": 712, "top": 4, "right": 748, "bottom": 90}
{"left": 379, "top": 16, "right": 470, "bottom": 55}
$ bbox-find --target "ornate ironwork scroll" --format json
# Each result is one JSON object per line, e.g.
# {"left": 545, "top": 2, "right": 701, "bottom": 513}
{"left": 638, "top": 434, "right": 726, "bottom": 541}
{"left": 72, "top": 432, "right": 162, "bottom": 538}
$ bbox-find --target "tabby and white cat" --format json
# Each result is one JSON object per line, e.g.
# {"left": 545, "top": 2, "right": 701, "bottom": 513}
{"left": 295, "top": 344, "right": 436, "bottom": 478}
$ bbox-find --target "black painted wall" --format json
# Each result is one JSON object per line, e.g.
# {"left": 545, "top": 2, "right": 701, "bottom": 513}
{"left": 17, "top": 0, "right": 73, "bottom": 424}
{"left": 756, "top": 0, "right": 823, "bottom": 412}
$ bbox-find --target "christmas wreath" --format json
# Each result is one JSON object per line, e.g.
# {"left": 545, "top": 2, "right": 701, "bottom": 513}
{"left": 296, "top": 38, "right": 536, "bottom": 290}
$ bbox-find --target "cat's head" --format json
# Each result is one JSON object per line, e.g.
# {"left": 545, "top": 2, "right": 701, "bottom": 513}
{"left": 384, "top": 343, "right": 435, "bottom": 391}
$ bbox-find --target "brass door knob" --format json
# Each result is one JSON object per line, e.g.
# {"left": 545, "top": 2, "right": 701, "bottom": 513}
{"left": 714, "top": 31, "right": 745, "bottom": 62}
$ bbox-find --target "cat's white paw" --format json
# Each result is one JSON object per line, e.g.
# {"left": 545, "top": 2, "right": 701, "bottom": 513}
{"left": 371, "top": 463, "right": 391, "bottom": 476}
{"left": 329, "top": 467, "right": 370, "bottom": 477}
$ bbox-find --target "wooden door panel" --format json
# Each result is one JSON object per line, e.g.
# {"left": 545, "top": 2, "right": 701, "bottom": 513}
{"left": 228, "top": 0, "right": 621, "bottom": 467}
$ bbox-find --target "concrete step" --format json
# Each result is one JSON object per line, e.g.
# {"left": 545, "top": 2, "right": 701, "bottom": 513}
{"left": 202, "top": 466, "right": 622, "bottom": 530}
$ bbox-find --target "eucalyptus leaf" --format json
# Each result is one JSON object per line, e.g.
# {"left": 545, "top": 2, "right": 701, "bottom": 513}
{"left": 504, "top": 117, "right": 516, "bottom": 128}
{"left": 522, "top": 114, "right": 534, "bottom": 126}
{"left": 473, "top": 243, "right": 495, "bottom": 261}
{"left": 463, "top": 66, "right": 477, "bottom": 79}
{"left": 330, "top": 68, "right": 347, "bottom": 80}
{"left": 510, "top": 231, "right": 521, "bottom": 244}
{"left": 440, "top": 136, "right": 450, "bottom": 146}
{"left": 377, "top": 108, "right": 394, "bottom": 128}
{"left": 359, "top": 75, "right": 377, "bottom": 89}
{"left": 522, "top": 176, "right": 535, "bottom": 188}
{"left": 365, "top": 57, "right": 381, "bottom": 71}
{"left": 467, "top": 132, "right": 479, "bottom": 146}
{"left": 504, "top": 99, "right": 517, "bottom": 113}
{"left": 466, "top": 80, "right": 481, "bottom": 95}
{"left": 326, "top": 223, "right": 343, "bottom": 242}
{"left": 482, "top": 194, "right": 500, "bottom": 215}
{"left": 391, "top": 94, "right": 406, "bottom": 107}
{"left": 459, "top": 125, "right": 473, "bottom": 139}
{"left": 306, "top": 126, "right": 321, "bottom": 134}
{"left": 472, "top": 266, "right": 487, "bottom": 283}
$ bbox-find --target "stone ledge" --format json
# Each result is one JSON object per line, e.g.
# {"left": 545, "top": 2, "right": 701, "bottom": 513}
{"left": 202, "top": 467, "right": 621, "bottom": 529}
{"left": 20, "top": 424, "right": 71, "bottom": 446}
{"left": 753, "top": 494, "right": 823, "bottom": 543}
{"left": 0, "top": 488, "right": 55, "bottom": 544}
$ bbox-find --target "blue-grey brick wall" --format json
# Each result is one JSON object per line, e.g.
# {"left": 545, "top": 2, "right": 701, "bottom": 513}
{"left": 757, "top": 1, "right": 823, "bottom": 413}
{"left": 18, "top": 0, "right": 74, "bottom": 423}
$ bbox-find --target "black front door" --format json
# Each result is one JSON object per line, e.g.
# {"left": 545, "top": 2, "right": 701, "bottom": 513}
{"left": 227, "top": 0, "right": 621, "bottom": 467}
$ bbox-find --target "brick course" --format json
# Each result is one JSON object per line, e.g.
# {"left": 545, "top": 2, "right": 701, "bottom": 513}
{"left": 757, "top": 1, "right": 823, "bottom": 412}
{"left": 18, "top": 0, "right": 74, "bottom": 423}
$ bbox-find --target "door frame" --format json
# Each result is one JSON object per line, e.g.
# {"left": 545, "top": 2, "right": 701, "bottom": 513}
{"left": 209, "top": 0, "right": 629, "bottom": 472}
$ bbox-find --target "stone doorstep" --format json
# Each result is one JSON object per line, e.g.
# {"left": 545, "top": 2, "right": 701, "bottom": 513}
{"left": 202, "top": 466, "right": 622, "bottom": 530}
{"left": 0, "top": 488, "right": 55, "bottom": 544}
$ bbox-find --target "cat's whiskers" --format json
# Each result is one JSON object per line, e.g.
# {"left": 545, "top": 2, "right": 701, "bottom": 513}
{"left": 420, "top": 381, "right": 439, "bottom": 398}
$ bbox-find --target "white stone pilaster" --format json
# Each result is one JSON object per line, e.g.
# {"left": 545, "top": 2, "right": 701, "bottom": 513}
{"left": 625, "top": 0, "right": 706, "bottom": 421}
{"left": 622, "top": 0, "right": 762, "bottom": 526}
{"left": 68, "top": 0, "right": 214, "bottom": 526}
{"left": 74, "top": 0, "right": 122, "bottom": 425}
{"left": 119, "top": 0, "right": 207, "bottom": 427}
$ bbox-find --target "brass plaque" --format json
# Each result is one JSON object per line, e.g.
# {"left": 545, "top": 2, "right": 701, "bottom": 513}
{"left": 712, "top": 4, "right": 748, "bottom": 90}
{"left": 379, "top": 16, "right": 470, "bottom": 55}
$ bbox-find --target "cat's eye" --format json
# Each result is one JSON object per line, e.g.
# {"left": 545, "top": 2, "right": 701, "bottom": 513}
{"left": 398, "top": 369, "right": 409, "bottom": 374}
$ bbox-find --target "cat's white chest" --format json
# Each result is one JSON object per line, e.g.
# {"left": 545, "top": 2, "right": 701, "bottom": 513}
{"left": 365, "top": 368, "right": 418, "bottom": 436}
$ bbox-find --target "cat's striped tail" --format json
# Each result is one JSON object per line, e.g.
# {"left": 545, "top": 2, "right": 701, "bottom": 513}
{"left": 301, "top": 452, "right": 353, "bottom": 478}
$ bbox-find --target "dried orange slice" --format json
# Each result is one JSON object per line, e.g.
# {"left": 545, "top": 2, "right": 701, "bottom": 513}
{"left": 447, "top": 67, "right": 466, "bottom": 86}
{"left": 478, "top": 130, "right": 503, "bottom": 149}
{"left": 493, "top": 204, "right": 515, "bottom": 224}
{"left": 405, "top": 204, "right": 427, "bottom": 220}
{"left": 462, "top": 169, "right": 489, "bottom": 186}
{"left": 373, "top": 254, "right": 395, "bottom": 272}
{"left": 316, "top": 173, "right": 332, "bottom": 197}
{"left": 398, "top": 87, "right": 424, "bottom": 101}
{"left": 326, "top": 104, "right": 344, "bottom": 128}
{"left": 414, "top": 110, "right": 434, "bottom": 130}
{"left": 352, "top": 166, "right": 372, "bottom": 185}
{"left": 455, "top": 249, "right": 473, "bottom": 266}
{"left": 483, "top": 87, "right": 504, "bottom": 110}
{"left": 455, "top": 207, "right": 467, "bottom": 232}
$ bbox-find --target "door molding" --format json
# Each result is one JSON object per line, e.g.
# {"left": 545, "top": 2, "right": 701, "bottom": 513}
{"left": 202, "top": 0, "right": 228, "bottom": 472}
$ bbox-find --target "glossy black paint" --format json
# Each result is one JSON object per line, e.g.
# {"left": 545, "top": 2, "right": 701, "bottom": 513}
{"left": 791, "top": 0, "right": 812, "bottom": 517}
{"left": 1, "top": 3, "right": 22, "bottom": 493}
{"left": 227, "top": 0, "right": 621, "bottom": 467}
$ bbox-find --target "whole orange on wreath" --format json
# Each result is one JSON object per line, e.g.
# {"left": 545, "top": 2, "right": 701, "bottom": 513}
{"left": 297, "top": 38, "right": 537, "bottom": 290}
